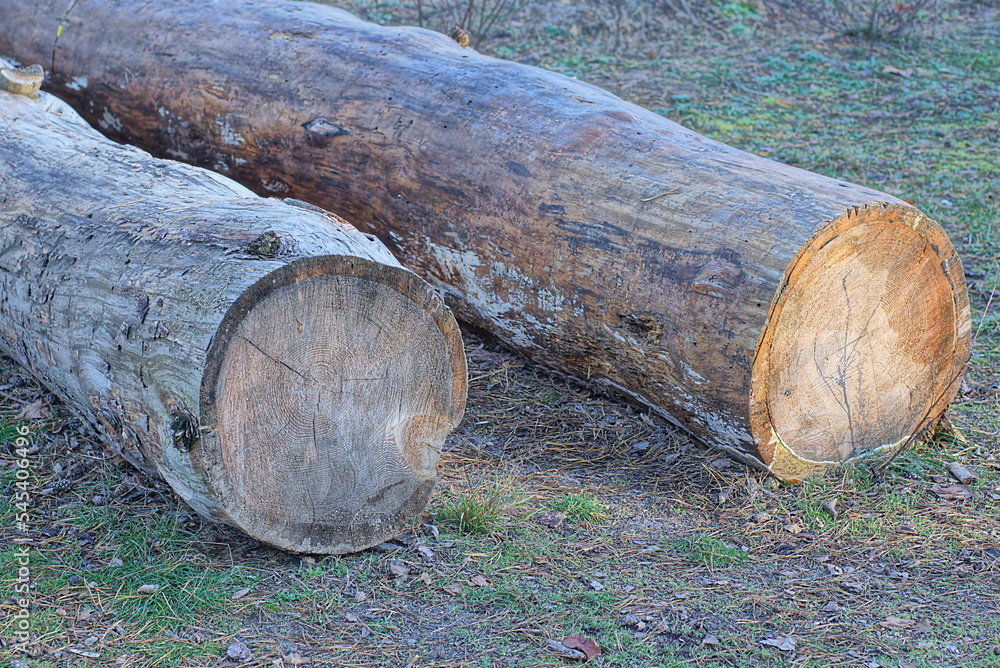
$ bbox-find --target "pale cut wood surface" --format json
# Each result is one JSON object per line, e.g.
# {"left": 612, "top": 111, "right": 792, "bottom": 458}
{"left": 0, "top": 1, "right": 970, "bottom": 480}
{"left": 0, "top": 60, "right": 466, "bottom": 552}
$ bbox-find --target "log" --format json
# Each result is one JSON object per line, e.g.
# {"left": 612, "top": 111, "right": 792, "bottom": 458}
{"left": 0, "top": 1, "right": 970, "bottom": 481}
{"left": 0, "top": 57, "right": 467, "bottom": 553}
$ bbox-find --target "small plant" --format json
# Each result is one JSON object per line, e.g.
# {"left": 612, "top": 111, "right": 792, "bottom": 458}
{"left": 671, "top": 535, "right": 749, "bottom": 568}
{"left": 546, "top": 492, "right": 608, "bottom": 525}
{"left": 812, "top": 0, "right": 937, "bottom": 41}
{"left": 415, "top": 0, "right": 528, "bottom": 49}
{"left": 435, "top": 478, "right": 521, "bottom": 534}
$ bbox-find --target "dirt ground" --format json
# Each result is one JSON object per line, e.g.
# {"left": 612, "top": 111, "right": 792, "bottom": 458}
{"left": 2, "top": 1, "right": 999, "bottom": 667}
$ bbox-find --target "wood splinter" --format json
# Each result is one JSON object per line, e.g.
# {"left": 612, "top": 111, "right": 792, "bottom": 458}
{"left": 0, "top": 62, "right": 42, "bottom": 97}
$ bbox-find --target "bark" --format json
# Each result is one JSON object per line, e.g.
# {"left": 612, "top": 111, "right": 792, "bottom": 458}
{"left": 0, "top": 1, "right": 970, "bottom": 480}
{"left": 0, "top": 59, "right": 466, "bottom": 553}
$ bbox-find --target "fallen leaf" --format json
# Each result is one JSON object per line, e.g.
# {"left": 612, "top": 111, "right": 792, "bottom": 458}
{"left": 639, "top": 544, "right": 661, "bottom": 553}
{"left": 563, "top": 634, "right": 601, "bottom": 661}
{"left": 882, "top": 65, "right": 913, "bottom": 78}
{"left": 702, "top": 634, "right": 720, "bottom": 645}
{"left": 752, "top": 512, "right": 771, "bottom": 523}
{"left": 929, "top": 484, "right": 972, "bottom": 501}
{"left": 443, "top": 584, "right": 463, "bottom": 595}
{"left": 821, "top": 497, "right": 839, "bottom": 519}
{"left": 231, "top": 587, "right": 251, "bottom": 600}
{"left": 283, "top": 652, "right": 309, "bottom": 666}
{"left": 536, "top": 511, "right": 567, "bottom": 528}
{"left": 710, "top": 457, "right": 733, "bottom": 471}
{"left": 760, "top": 635, "right": 796, "bottom": 651}
{"left": 227, "top": 640, "right": 253, "bottom": 663}
{"left": 417, "top": 571, "right": 433, "bottom": 585}
{"left": 946, "top": 461, "right": 977, "bottom": 485}
{"left": 914, "top": 618, "right": 933, "bottom": 633}
{"left": 468, "top": 574, "right": 489, "bottom": 587}
{"left": 16, "top": 399, "right": 51, "bottom": 420}
{"left": 880, "top": 616, "right": 915, "bottom": 629}
{"left": 389, "top": 559, "right": 411, "bottom": 577}
{"left": 344, "top": 612, "right": 361, "bottom": 623}
{"left": 417, "top": 545, "right": 435, "bottom": 559}
{"left": 784, "top": 523, "right": 802, "bottom": 535}
{"left": 821, "top": 600, "right": 840, "bottom": 613}
{"left": 136, "top": 584, "right": 160, "bottom": 594}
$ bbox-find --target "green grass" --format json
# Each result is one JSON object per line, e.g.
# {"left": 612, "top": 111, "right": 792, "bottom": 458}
{"left": 434, "top": 477, "right": 523, "bottom": 534}
{"left": 545, "top": 492, "right": 608, "bottom": 525}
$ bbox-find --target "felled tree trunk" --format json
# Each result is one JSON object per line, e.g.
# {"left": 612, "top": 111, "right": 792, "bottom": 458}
{"left": 0, "top": 59, "right": 466, "bottom": 553}
{"left": 0, "top": 1, "right": 970, "bottom": 481}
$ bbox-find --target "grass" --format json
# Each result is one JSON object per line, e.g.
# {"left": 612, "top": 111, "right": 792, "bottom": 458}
{"left": 545, "top": 492, "right": 608, "bottom": 525}
{"left": 434, "top": 477, "right": 523, "bottom": 534}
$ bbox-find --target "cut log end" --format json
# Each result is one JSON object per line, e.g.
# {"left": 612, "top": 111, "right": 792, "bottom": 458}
{"left": 751, "top": 203, "right": 970, "bottom": 481}
{"left": 200, "top": 256, "right": 467, "bottom": 553}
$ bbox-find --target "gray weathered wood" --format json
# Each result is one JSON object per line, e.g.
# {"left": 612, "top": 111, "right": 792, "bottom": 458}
{"left": 0, "top": 58, "right": 467, "bottom": 553}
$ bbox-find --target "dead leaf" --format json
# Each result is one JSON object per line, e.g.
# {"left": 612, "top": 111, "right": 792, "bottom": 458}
{"left": 784, "top": 523, "right": 802, "bottom": 535}
{"left": 914, "top": 619, "right": 932, "bottom": 633}
{"left": 227, "top": 640, "right": 253, "bottom": 663}
{"left": 417, "top": 545, "right": 435, "bottom": 559}
{"left": 231, "top": 587, "right": 251, "bottom": 600}
{"left": 283, "top": 652, "right": 309, "bottom": 666}
{"left": 443, "top": 584, "right": 463, "bottom": 595}
{"left": 821, "top": 498, "right": 838, "bottom": 519}
{"left": 563, "top": 634, "right": 601, "bottom": 661}
{"left": 882, "top": 65, "right": 913, "bottom": 78}
{"left": 710, "top": 457, "right": 733, "bottom": 471}
{"left": 136, "top": 584, "right": 160, "bottom": 594}
{"left": 389, "top": 559, "right": 411, "bottom": 577}
{"left": 702, "top": 634, "right": 720, "bottom": 645}
{"left": 344, "top": 612, "right": 361, "bottom": 623}
{"left": 16, "top": 399, "right": 51, "bottom": 420}
{"left": 536, "top": 511, "right": 567, "bottom": 528}
{"left": 468, "top": 574, "right": 489, "bottom": 587}
{"left": 880, "top": 616, "right": 915, "bottom": 629}
{"left": 760, "top": 635, "right": 796, "bottom": 651}
{"left": 417, "top": 571, "right": 433, "bottom": 585}
{"left": 946, "top": 461, "right": 977, "bottom": 485}
{"left": 929, "top": 484, "right": 972, "bottom": 501}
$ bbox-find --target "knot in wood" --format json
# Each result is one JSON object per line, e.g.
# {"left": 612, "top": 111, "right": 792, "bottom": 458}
{"left": 245, "top": 231, "right": 282, "bottom": 257}
{"left": 169, "top": 406, "right": 199, "bottom": 452}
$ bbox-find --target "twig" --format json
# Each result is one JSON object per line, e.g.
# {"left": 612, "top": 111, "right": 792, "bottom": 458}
{"left": 641, "top": 188, "right": 679, "bottom": 202}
